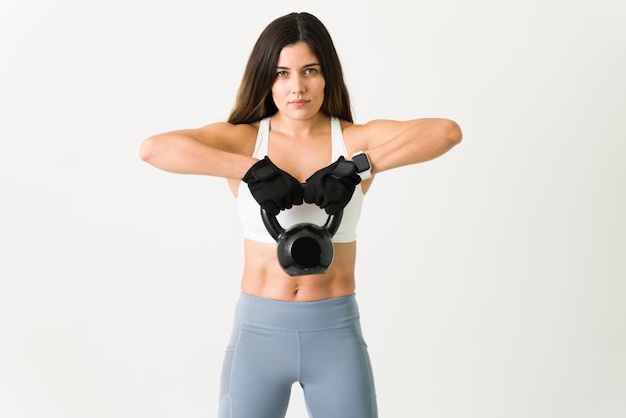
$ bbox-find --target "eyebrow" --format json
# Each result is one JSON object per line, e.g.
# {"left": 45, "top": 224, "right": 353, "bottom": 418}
{"left": 276, "top": 63, "right": 321, "bottom": 70}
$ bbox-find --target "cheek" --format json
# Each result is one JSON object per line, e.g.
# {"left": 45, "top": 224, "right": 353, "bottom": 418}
{"left": 318, "top": 78, "right": 326, "bottom": 93}
{"left": 317, "top": 81, "right": 326, "bottom": 100}
{"left": 274, "top": 82, "right": 294, "bottom": 102}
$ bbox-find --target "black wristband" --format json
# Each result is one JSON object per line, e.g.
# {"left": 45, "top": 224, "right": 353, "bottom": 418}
{"left": 242, "top": 157, "right": 277, "bottom": 182}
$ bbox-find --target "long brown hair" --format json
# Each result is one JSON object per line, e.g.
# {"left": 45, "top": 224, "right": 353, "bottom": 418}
{"left": 228, "top": 12, "right": 353, "bottom": 124}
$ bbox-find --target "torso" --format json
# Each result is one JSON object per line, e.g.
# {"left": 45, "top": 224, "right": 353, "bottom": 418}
{"left": 227, "top": 114, "right": 371, "bottom": 302}
{"left": 239, "top": 239, "right": 357, "bottom": 301}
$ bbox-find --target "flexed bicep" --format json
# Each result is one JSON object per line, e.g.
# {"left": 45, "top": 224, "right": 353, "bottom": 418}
{"left": 139, "top": 122, "right": 259, "bottom": 179}
{"left": 346, "top": 118, "right": 462, "bottom": 175}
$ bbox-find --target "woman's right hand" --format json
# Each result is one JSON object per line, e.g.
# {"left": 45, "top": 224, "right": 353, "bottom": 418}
{"left": 242, "top": 157, "right": 304, "bottom": 216}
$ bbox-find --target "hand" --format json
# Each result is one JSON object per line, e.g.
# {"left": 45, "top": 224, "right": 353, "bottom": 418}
{"left": 242, "top": 157, "right": 304, "bottom": 216}
{"left": 303, "top": 156, "right": 361, "bottom": 214}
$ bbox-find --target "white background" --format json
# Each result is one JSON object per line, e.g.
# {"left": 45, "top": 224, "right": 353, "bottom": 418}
{"left": 1, "top": 0, "right": 625, "bottom": 417}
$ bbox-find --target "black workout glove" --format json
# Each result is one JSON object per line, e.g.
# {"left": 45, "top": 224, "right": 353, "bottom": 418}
{"left": 303, "top": 156, "right": 361, "bottom": 215}
{"left": 242, "top": 157, "right": 304, "bottom": 216}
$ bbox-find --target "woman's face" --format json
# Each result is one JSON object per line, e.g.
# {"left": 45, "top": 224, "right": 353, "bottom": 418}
{"left": 271, "top": 41, "right": 326, "bottom": 121}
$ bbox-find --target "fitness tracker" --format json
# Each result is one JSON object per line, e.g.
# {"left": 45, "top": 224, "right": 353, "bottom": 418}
{"left": 351, "top": 151, "right": 372, "bottom": 180}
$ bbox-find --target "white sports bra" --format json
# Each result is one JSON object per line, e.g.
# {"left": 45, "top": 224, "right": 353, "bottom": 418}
{"left": 236, "top": 116, "right": 364, "bottom": 243}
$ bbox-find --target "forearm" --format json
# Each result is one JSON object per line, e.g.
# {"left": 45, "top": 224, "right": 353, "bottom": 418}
{"left": 367, "top": 118, "right": 462, "bottom": 174}
{"left": 139, "top": 133, "right": 255, "bottom": 179}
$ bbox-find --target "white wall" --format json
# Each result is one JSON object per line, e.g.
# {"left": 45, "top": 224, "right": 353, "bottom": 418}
{"left": 1, "top": 0, "right": 624, "bottom": 417}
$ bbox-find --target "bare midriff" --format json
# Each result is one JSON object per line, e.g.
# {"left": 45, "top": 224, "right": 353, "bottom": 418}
{"left": 240, "top": 239, "right": 357, "bottom": 302}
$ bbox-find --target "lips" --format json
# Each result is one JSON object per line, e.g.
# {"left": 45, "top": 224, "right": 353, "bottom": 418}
{"left": 290, "top": 99, "right": 309, "bottom": 107}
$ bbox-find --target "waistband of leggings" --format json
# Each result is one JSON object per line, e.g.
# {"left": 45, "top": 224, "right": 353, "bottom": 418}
{"left": 234, "top": 292, "right": 360, "bottom": 330}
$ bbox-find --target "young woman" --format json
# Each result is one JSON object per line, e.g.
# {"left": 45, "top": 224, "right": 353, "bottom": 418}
{"left": 140, "top": 12, "right": 462, "bottom": 418}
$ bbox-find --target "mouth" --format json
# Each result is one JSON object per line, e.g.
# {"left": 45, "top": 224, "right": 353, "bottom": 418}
{"left": 289, "top": 99, "right": 310, "bottom": 107}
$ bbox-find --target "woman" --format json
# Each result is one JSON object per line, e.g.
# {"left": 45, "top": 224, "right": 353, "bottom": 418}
{"left": 140, "top": 12, "right": 461, "bottom": 418}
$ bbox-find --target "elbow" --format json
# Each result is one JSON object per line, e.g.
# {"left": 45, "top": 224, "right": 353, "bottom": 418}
{"left": 139, "top": 136, "right": 158, "bottom": 163}
{"left": 444, "top": 119, "right": 463, "bottom": 147}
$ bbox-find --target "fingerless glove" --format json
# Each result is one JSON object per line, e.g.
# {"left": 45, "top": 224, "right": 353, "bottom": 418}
{"left": 303, "top": 156, "right": 361, "bottom": 214}
{"left": 242, "top": 157, "right": 304, "bottom": 216}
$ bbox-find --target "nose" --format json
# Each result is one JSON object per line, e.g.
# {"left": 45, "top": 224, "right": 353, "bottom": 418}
{"left": 291, "top": 75, "right": 305, "bottom": 95}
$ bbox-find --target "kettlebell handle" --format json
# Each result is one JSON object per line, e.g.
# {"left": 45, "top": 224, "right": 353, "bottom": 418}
{"left": 260, "top": 207, "right": 343, "bottom": 241}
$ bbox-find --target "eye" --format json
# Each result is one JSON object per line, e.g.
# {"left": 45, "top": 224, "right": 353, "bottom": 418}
{"left": 304, "top": 68, "right": 318, "bottom": 75}
{"left": 276, "top": 70, "right": 288, "bottom": 77}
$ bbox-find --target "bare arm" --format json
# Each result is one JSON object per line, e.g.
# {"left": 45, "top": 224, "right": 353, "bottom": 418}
{"left": 346, "top": 118, "right": 462, "bottom": 174}
{"left": 138, "top": 122, "right": 258, "bottom": 180}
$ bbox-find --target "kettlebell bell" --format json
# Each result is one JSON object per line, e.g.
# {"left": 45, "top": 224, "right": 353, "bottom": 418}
{"left": 261, "top": 207, "right": 343, "bottom": 276}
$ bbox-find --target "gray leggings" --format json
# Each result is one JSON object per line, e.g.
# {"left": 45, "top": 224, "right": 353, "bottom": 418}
{"left": 219, "top": 293, "right": 378, "bottom": 418}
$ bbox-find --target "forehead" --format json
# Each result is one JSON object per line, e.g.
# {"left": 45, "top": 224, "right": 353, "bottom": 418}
{"left": 277, "top": 42, "right": 319, "bottom": 66}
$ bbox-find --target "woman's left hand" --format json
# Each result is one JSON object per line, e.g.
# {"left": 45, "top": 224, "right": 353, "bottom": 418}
{"left": 303, "top": 157, "right": 361, "bottom": 214}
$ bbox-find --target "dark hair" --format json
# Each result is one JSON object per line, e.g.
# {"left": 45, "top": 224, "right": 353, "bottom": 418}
{"left": 228, "top": 12, "right": 353, "bottom": 124}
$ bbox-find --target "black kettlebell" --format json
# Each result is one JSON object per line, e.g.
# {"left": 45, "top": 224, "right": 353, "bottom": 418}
{"left": 261, "top": 207, "right": 343, "bottom": 276}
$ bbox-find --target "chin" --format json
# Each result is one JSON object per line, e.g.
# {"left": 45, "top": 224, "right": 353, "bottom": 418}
{"left": 283, "top": 108, "right": 323, "bottom": 120}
